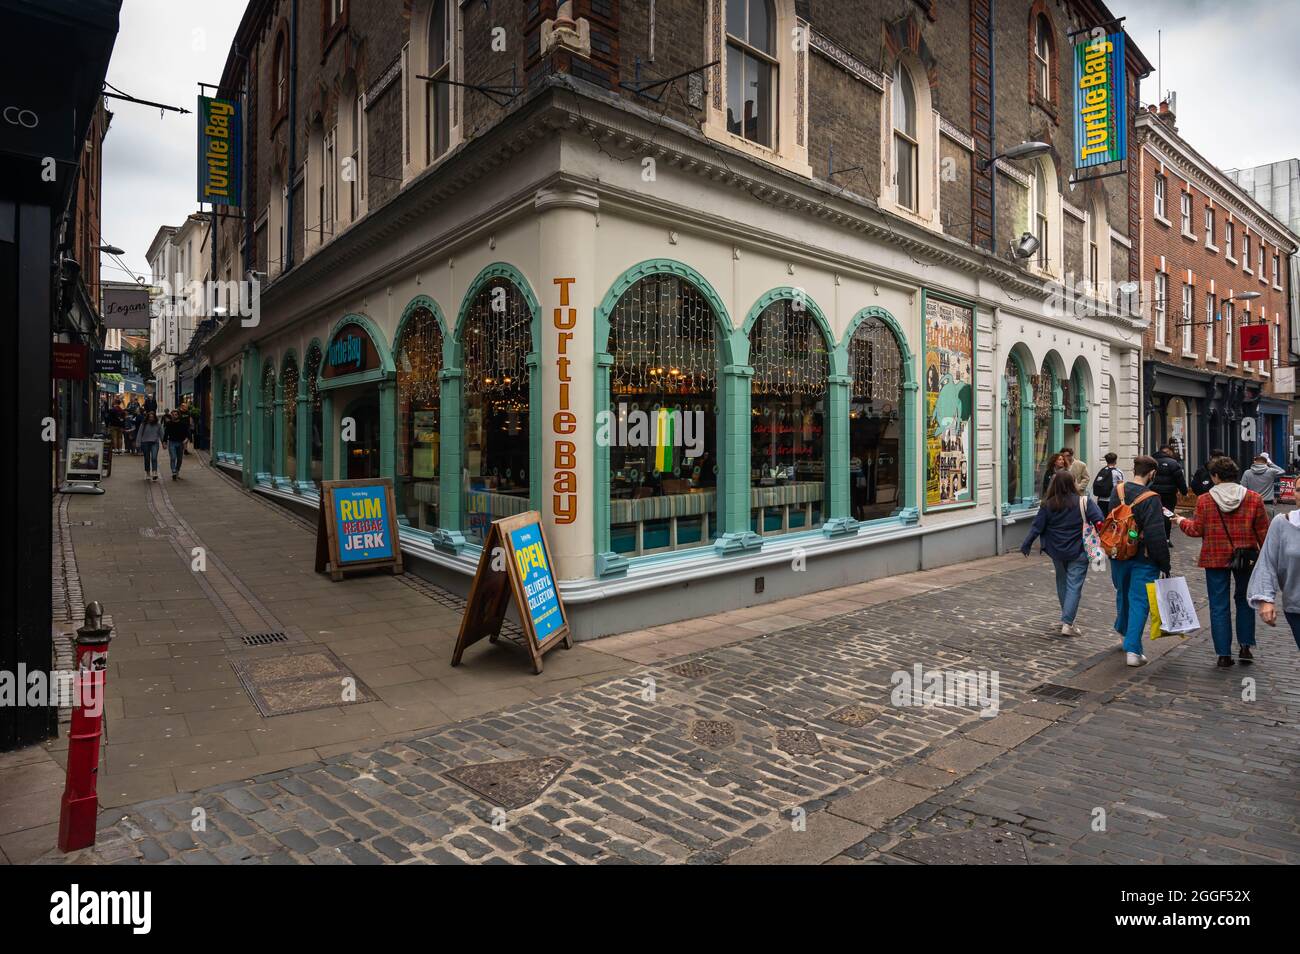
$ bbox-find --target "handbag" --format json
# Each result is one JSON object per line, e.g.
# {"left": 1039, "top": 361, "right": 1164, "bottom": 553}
{"left": 1213, "top": 499, "right": 1259, "bottom": 573}
{"left": 1079, "top": 497, "right": 1105, "bottom": 571}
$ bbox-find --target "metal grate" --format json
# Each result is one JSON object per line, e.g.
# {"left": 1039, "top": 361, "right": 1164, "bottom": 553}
{"left": 688, "top": 719, "right": 735, "bottom": 748}
{"left": 892, "top": 828, "right": 1029, "bottom": 865}
{"left": 668, "top": 660, "right": 717, "bottom": 679}
{"left": 827, "top": 702, "right": 881, "bottom": 727}
{"left": 775, "top": 728, "right": 822, "bottom": 756}
{"left": 445, "top": 756, "right": 569, "bottom": 810}
{"left": 241, "top": 630, "right": 289, "bottom": 646}
{"left": 1027, "top": 682, "right": 1088, "bottom": 703}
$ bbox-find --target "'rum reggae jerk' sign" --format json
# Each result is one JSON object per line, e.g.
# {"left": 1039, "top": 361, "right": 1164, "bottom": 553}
{"left": 315, "top": 479, "right": 404, "bottom": 581}
{"left": 197, "top": 95, "right": 241, "bottom": 207}
{"left": 452, "top": 511, "right": 572, "bottom": 674}
{"left": 1072, "top": 28, "right": 1127, "bottom": 173}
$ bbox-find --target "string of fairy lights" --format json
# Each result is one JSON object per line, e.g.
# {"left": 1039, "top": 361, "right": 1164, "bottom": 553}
{"left": 848, "top": 317, "right": 903, "bottom": 403}
{"left": 395, "top": 308, "right": 444, "bottom": 405}
{"left": 751, "top": 300, "right": 828, "bottom": 397}
{"left": 463, "top": 280, "right": 530, "bottom": 411}
{"left": 610, "top": 274, "right": 717, "bottom": 398}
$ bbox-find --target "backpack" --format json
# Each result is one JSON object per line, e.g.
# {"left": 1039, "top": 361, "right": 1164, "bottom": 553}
{"left": 1098, "top": 484, "right": 1157, "bottom": 561}
{"left": 1092, "top": 466, "right": 1115, "bottom": 500}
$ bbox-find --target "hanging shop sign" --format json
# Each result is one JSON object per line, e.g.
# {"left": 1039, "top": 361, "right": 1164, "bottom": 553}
{"left": 197, "top": 95, "right": 241, "bottom": 207}
{"left": 52, "top": 343, "right": 88, "bottom": 380}
{"left": 322, "top": 326, "right": 380, "bottom": 379}
{"left": 1072, "top": 28, "right": 1127, "bottom": 174}
{"left": 64, "top": 438, "right": 104, "bottom": 483}
{"left": 102, "top": 284, "right": 151, "bottom": 330}
{"left": 91, "top": 350, "right": 129, "bottom": 374}
{"left": 1239, "top": 324, "right": 1270, "bottom": 363}
{"left": 923, "top": 292, "right": 975, "bottom": 511}
{"left": 314, "top": 478, "right": 404, "bottom": 581}
{"left": 452, "top": 511, "right": 572, "bottom": 674}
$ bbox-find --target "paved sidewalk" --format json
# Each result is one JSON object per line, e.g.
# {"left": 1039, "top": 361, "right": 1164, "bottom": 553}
{"left": 29, "top": 492, "right": 1283, "bottom": 865}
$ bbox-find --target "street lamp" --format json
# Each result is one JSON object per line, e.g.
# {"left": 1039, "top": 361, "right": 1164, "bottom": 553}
{"left": 978, "top": 141, "right": 1051, "bottom": 172}
{"left": 1172, "top": 290, "right": 1262, "bottom": 328}
{"left": 97, "top": 244, "right": 125, "bottom": 256}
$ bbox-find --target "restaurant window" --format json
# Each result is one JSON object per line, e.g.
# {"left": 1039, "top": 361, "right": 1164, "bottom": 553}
{"left": 1031, "top": 364, "right": 1054, "bottom": 491}
{"left": 304, "top": 344, "right": 323, "bottom": 483}
{"left": 460, "top": 279, "right": 532, "bottom": 547}
{"left": 749, "top": 299, "right": 828, "bottom": 536}
{"left": 282, "top": 355, "right": 299, "bottom": 481}
{"left": 1003, "top": 356, "right": 1023, "bottom": 505}
{"left": 230, "top": 373, "right": 241, "bottom": 460}
{"left": 396, "top": 307, "right": 443, "bottom": 532}
{"left": 848, "top": 316, "right": 905, "bottom": 521}
{"left": 608, "top": 275, "right": 719, "bottom": 555}
{"left": 725, "top": 0, "right": 776, "bottom": 147}
{"left": 260, "top": 362, "right": 276, "bottom": 476}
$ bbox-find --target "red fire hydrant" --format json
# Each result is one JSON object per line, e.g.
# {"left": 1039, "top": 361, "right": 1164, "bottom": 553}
{"left": 57, "top": 601, "right": 113, "bottom": 853}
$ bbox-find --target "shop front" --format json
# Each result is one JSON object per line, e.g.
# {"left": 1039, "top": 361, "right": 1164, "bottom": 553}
{"left": 1144, "top": 361, "right": 1210, "bottom": 465}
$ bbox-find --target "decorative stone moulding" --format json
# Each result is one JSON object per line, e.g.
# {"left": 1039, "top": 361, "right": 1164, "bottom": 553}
{"left": 541, "top": 2, "right": 591, "bottom": 58}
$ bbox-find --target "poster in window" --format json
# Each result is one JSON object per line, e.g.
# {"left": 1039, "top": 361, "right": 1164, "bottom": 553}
{"left": 924, "top": 293, "right": 975, "bottom": 510}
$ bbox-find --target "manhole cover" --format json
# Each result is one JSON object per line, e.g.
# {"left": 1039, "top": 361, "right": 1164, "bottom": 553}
{"left": 1028, "top": 683, "right": 1088, "bottom": 703}
{"left": 444, "top": 756, "right": 570, "bottom": 810}
{"left": 241, "top": 631, "right": 289, "bottom": 646}
{"left": 775, "top": 728, "right": 822, "bottom": 755}
{"left": 891, "top": 828, "right": 1029, "bottom": 865}
{"left": 688, "top": 719, "right": 735, "bottom": 748}
{"left": 669, "top": 661, "right": 717, "bottom": 679}
{"left": 230, "top": 648, "right": 376, "bottom": 717}
{"left": 828, "top": 703, "right": 880, "bottom": 727}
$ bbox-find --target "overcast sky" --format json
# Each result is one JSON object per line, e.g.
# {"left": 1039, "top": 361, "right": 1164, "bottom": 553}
{"left": 98, "top": 0, "right": 1300, "bottom": 284}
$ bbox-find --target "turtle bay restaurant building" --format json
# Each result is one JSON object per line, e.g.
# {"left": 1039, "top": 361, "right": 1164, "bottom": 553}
{"left": 203, "top": 0, "right": 1149, "bottom": 638}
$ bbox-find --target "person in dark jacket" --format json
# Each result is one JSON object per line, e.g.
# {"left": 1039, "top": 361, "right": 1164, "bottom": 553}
{"left": 1110, "top": 455, "right": 1172, "bottom": 667}
{"left": 1189, "top": 448, "right": 1224, "bottom": 498}
{"left": 1022, "top": 470, "right": 1105, "bottom": 637}
{"left": 1040, "top": 452, "right": 1068, "bottom": 496}
{"left": 1092, "top": 452, "right": 1124, "bottom": 518}
{"left": 1150, "top": 444, "right": 1188, "bottom": 544}
{"left": 163, "top": 409, "right": 191, "bottom": 480}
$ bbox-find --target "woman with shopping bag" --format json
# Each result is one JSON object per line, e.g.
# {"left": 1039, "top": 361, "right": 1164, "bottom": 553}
{"left": 1021, "top": 470, "right": 1105, "bottom": 637}
{"left": 1172, "top": 455, "right": 1269, "bottom": 668}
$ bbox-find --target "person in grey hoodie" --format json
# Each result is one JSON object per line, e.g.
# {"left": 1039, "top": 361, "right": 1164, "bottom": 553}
{"left": 136, "top": 411, "right": 164, "bottom": 480}
{"left": 1247, "top": 510, "right": 1300, "bottom": 651}
{"left": 1240, "top": 452, "right": 1283, "bottom": 507}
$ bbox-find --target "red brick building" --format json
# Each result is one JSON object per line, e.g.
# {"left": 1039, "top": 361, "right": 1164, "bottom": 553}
{"left": 1137, "top": 99, "right": 1297, "bottom": 467}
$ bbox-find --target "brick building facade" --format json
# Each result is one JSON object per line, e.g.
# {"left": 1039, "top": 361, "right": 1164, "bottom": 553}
{"left": 200, "top": 1, "right": 1153, "bottom": 637}
{"left": 1136, "top": 103, "right": 1298, "bottom": 467}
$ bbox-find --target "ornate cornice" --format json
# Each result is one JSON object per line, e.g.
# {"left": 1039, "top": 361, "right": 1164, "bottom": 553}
{"left": 809, "top": 29, "right": 885, "bottom": 91}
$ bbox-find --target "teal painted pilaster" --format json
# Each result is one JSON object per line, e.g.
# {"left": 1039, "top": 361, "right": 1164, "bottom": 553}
{"left": 241, "top": 347, "right": 258, "bottom": 488}
{"left": 1020, "top": 394, "right": 1036, "bottom": 503}
{"left": 272, "top": 397, "right": 288, "bottom": 487}
{"left": 593, "top": 351, "right": 628, "bottom": 576}
{"left": 822, "top": 374, "right": 858, "bottom": 536}
{"left": 715, "top": 362, "right": 761, "bottom": 554}
{"left": 321, "top": 394, "right": 334, "bottom": 482}
{"left": 900, "top": 380, "right": 920, "bottom": 521}
{"left": 432, "top": 366, "right": 465, "bottom": 553}
{"left": 379, "top": 378, "right": 396, "bottom": 479}
{"left": 1051, "top": 402, "right": 1066, "bottom": 457}
{"left": 294, "top": 391, "right": 312, "bottom": 490}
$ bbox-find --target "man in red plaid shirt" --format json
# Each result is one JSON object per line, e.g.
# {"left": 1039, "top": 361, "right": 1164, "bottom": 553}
{"left": 1174, "top": 456, "right": 1270, "bottom": 667}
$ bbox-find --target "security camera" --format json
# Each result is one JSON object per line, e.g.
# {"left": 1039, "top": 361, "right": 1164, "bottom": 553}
{"left": 1012, "top": 232, "right": 1040, "bottom": 260}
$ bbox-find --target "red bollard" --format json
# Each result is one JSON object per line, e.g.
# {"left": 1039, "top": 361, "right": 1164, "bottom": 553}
{"left": 57, "top": 601, "right": 113, "bottom": 853}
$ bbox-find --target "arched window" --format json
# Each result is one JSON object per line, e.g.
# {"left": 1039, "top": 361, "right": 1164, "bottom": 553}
{"left": 282, "top": 355, "right": 299, "bottom": 480}
{"left": 396, "top": 307, "right": 443, "bottom": 531}
{"left": 1032, "top": 361, "right": 1055, "bottom": 492}
{"left": 607, "top": 274, "right": 719, "bottom": 556}
{"left": 1003, "top": 356, "right": 1023, "bottom": 505}
{"left": 1034, "top": 14, "right": 1053, "bottom": 101}
{"left": 1066, "top": 363, "right": 1088, "bottom": 461}
{"left": 260, "top": 363, "right": 276, "bottom": 476}
{"left": 1032, "top": 165, "right": 1049, "bottom": 270}
{"left": 849, "top": 316, "right": 905, "bottom": 521}
{"left": 750, "top": 299, "right": 829, "bottom": 535}
{"left": 303, "top": 344, "right": 322, "bottom": 483}
{"left": 893, "top": 60, "right": 919, "bottom": 212}
{"left": 725, "top": 0, "right": 776, "bottom": 147}
{"left": 426, "top": 0, "right": 450, "bottom": 163}
{"left": 273, "top": 32, "right": 287, "bottom": 114}
{"left": 460, "top": 280, "right": 532, "bottom": 546}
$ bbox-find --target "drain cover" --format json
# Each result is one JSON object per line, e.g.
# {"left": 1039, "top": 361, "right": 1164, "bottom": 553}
{"left": 891, "top": 828, "right": 1029, "bottom": 865}
{"left": 688, "top": 719, "right": 735, "bottom": 748}
{"left": 1028, "top": 683, "right": 1088, "bottom": 703}
{"left": 230, "top": 649, "right": 376, "bottom": 717}
{"left": 828, "top": 703, "right": 881, "bottom": 727}
{"left": 444, "top": 756, "right": 570, "bottom": 810}
{"left": 669, "top": 661, "right": 717, "bottom": 679}
{"left": 775, "top": 728, "right": 822, "bottom": 755}
{"left": 241, "top": 631, "right": 289, "bottom": 646}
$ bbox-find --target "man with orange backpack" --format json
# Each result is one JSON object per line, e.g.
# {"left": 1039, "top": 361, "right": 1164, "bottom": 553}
{"left": 1101, "top": 455, "right": 1171, "bottom": 667}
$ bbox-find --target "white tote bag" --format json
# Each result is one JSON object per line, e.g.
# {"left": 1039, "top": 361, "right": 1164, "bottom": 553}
{"left": 1154, "top": 576, "right": 1201, "bottom": 633}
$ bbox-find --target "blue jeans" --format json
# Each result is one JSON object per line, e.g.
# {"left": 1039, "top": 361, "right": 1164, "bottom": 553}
{"left": 1110, "top": 558, "right": 1161, "bottom": 654}
{"left": 1204, "top": 568, "right": 1255, "bottom": 656}
{"left": 1052, "top": 555, "right": 1089, "bottom": 624}
{"left": 1285, "top": 613, "right": 1300, "bottom": 652}
{"left": 168, "top": 441, "right": 184, "bottom": 475}
{"left": 140, "top": 441, "right": 159, "bottom": 473}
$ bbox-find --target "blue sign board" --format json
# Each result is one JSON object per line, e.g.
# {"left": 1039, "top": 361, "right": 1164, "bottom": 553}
{"left": 1072, "top": 30, "right": 1128, "bottom": 172}
{"left": 333, "top": 485, "right": 394, "bottom": 564}
{"left": 509, "top": 523, "right": 563, "bottom": 642}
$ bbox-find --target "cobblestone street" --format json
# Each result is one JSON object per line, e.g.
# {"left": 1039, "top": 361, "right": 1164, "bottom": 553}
{"left": 9, "top": 456, "right": 1296, "bottom": 866}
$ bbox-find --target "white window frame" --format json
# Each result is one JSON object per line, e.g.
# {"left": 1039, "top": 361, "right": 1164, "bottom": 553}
{"left": 1224, "top": 303, "right": 1235, "bottom": 365}
{"left": 1154, "top": 272, "right": 1168, "bottom": 347}
{"left": 1180, "top": 191, "right": 1192, "bottom": 234}
{"left": 1204, "top": 204, "right": 1215, "bottom": 247}
{"left": 1154, "top": 173, "right": 1167, "bottom": 220}
{"left": 1181, "top": 283, "right": 1194, "bottom": 354}
{"left": 1205, "top": 292, "right": 1216, "bottom": 360}
{"left": 1243, "top": 233, "right": 1253, "bottom": 274}
{"left": 1034, "top": 15, "right": 1052, "bottom": 101}
{"left": 1274, "top": 317, "right": 1281, "bottom": 369}
{"left": 1225, "top": 221, "right": 1235, "bottom": 261}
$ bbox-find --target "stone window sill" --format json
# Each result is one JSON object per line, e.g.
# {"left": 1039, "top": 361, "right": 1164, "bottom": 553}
{"left": 1155, "top": 343, "right": 1173, "bottom": 354}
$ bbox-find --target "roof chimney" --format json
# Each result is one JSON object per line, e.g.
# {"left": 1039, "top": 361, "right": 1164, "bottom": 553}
{"left": 1157, "top": 92, "right": 1177, "bottom": 131}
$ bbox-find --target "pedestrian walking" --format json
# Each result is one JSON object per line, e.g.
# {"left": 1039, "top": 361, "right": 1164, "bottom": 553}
{"left": 1092, "top": 452, "right": 1124, "bottom": 518}
{"left": 1062, "top": 447, "right": 1090, "bottom": 495}
{"left": 1103, "top": 456, "right": 1171, "bottom": 667}
{"left": 124, "top": 406, "right": 140, "bottom": 456}
{"left": 1189, "top": 449, "right": 1224, "bottom": 498}
{"left": 1240, "top": 452, "right": 1283, "bottom": 514}
{"left": 1247, "top": 509, "right": 1300, "bottom": 652}
{"left": 163, "top": 408, "right": 190, "bottom": 480}
{"left": 1151, "top": 444, "right": 1188, "bottom": 542}
{"left": 1041, "top": 451, "right": 1068, "bottom": 496}
{"left": 136, "top": 411, "right": 163, "bottom": 480}
{"left": 1021, "top": 470, "right": 1105, "bottom": 637}
{"left": 1172, "top": 456, "right": 1269, "bottom": 667}
{"left": 106, "top": 399, "right": 126, "bottom": 454}
{"left": 143, "top": 390, "right": 157, "bottom": 415}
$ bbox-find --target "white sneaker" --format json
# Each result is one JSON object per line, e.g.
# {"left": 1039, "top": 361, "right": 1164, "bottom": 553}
{"left": 1125, "top": 652, "right": 1148, "bottom": 667}
{"left": 1061, "top": 623, "right": 1083, "bottom": 637}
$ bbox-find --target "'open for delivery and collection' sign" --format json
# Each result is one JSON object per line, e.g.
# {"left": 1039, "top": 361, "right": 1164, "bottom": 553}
{"left": 510, "top": 523, "right": 562, "bottom": 642}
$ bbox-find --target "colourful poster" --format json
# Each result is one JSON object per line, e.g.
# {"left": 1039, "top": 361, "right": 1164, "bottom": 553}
{"left": 924, "top": 294, "right": 974, "bottom": 510}
{"left": 509, "top": 522, "right": 563, "bottom": 642}
{"left": 333, "top": 485, "right": 394, "bottom": 563}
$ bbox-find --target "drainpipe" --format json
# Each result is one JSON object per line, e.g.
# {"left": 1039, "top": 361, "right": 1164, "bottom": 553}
{"left": 987, "top": 0, "right": 996, "bottom": 253}
{"left": 284, "top": 0, "right": 299, "bottom": 271}
{"left": 993, "top": 306, "right": 1004, "bottom": 555}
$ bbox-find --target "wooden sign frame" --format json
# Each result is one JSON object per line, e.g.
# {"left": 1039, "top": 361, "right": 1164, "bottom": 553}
{"left": 315, "top": 478, "right": 404, "bottom": 582}
{"left": 452, "top": 510, "right": 572, "bottom": 674}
